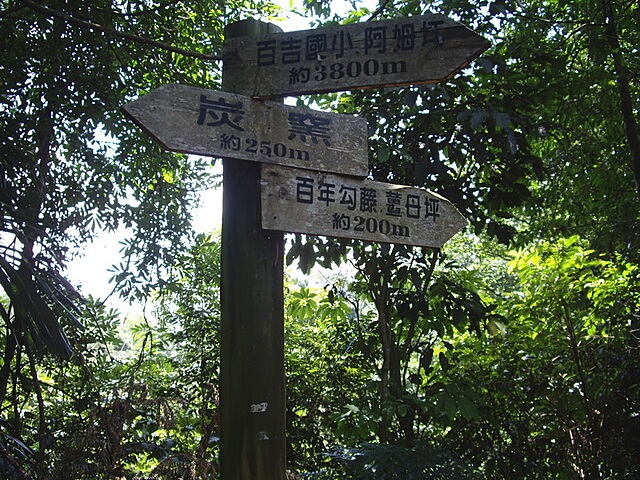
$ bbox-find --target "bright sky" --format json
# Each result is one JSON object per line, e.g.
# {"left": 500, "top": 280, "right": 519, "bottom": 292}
{"left": 65, "top": 1, "right": 364, "bottom": 312}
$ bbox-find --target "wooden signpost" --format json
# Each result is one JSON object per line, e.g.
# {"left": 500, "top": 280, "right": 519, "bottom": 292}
{"left": 223, "top": 14, "right": 490, "bottom": 97}
{"left": 219, "top": 20, "right": 286, "bottom": 480}
{"left": 125, "top": 13, "right": 487, "bottom": 480}
{"left": 261, "top": 164, "right": 467, "bottom": 248}
{"left": 122, "top": 84, "right": 368, "bottom": 176}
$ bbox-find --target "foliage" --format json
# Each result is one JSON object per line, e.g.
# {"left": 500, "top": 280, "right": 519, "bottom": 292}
{"left": 2, "top": 0, "right": 640, "bottom": 478}
{"left": 313, "top": 442, "right": 480, "bottom": 479}
{"left": 0, "top": 0, "right": 277, "bottom": 476}
{"left": 436, "top": 237, "right": 640, "bottom": 478}
{"left": 0, "top": 232, "right": 224, "bottom": 479}
{"left": 284, "top": 283, "right": 378, "bottom": 472}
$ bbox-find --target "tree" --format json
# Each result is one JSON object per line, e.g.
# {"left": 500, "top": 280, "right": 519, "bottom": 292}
{"left": 3, "top": 0, "right": 640, "bottom": 477}
{"left": 483, "top": 0, "right": 640, "bottom": 254}
{"left": 284, "top": 283, "right": 377, "bottom": 472}
{"left": 437, "top": 237, "right": 640, "bottom": 478}
{"left": 0, "top": 0, "right": 277, "bottom": 476}
{"left": 283, "top": 237, "right": 498, "bottom": 479}
{"left": 292, "top": 0, "right": 638, "bottom": 439}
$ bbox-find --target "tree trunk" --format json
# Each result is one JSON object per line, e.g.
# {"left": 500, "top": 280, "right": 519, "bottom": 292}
{"left": 603, "top": 0, "right": 640, "bottom": 200}
{"left": 371, "top": 255, "right": 415, "bottom": 444}
{"left": 374, "top": 290, "right": 394, "bottom": 442}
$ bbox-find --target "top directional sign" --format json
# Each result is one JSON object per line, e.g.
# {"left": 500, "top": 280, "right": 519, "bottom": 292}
{"left": 223, "top": 14, "right": 490, "bottom": 98}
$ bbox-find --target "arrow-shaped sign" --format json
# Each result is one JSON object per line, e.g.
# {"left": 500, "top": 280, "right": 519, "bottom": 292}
{"left": 223, "top": 14, "right": 490, "bottom": 98}
{"left": 261, "top": 164, "right": 467, "bottom": 248}
{"left": 122, "top": 84, "right": 369, "bottom": 177}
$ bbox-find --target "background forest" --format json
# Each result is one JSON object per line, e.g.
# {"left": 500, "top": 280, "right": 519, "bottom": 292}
{"left": 1, "top": 0, "right": 639, "bottom": 478}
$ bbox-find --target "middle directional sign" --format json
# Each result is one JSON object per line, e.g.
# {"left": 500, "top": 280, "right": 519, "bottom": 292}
{"left": 262, "top": 164, "right": 467, "bottom": 248}
{"left": 122, "top": 83, "right": 369, "bottom": 177}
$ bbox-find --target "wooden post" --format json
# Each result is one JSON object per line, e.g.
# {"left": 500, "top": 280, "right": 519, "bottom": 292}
{"left": 220, "top": 19, "right": 286, "bottom": 480}
{"left": 122, "top": 13, "right": 481, "bottom": 480}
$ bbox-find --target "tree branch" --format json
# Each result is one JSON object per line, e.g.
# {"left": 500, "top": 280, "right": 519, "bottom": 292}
{"left": 366, "top": 0, "right": 392, "bottom": 22}
{"left": 0, "top": 3, "right": 26, "bottom": 18}
{"left": 21, "top": 0, "right": 222, "bottom": 61}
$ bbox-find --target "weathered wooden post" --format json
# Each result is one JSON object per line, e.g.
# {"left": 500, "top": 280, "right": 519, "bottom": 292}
{"left": 123, "top": 14, "right": 488, "bottom": 480}
{"left": 220, "top": 18, "right": 286, "bottom": 480}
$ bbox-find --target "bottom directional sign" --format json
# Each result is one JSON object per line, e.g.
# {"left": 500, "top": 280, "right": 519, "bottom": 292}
{"left": 261, "top": 164, "right": 467, "bottom": 248}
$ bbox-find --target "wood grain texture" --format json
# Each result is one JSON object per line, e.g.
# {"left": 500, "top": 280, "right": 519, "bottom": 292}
{"left": 122, "top": 83, "right": 369, "bottom": 176}
{"left": 223, "top": 14, "right": 490, "bottom": 97}
{"left": 262, "top": 164, "right": 467, "bottom": 248}
{"left": 220, "top": 18, "right": 287, "bottom": 480}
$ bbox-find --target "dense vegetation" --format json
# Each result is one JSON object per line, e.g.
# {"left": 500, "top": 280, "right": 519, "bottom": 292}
{"left": 1, "top": 0, "right": 639, "bottom": 478}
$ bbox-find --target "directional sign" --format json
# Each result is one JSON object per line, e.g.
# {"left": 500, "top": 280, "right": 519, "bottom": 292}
{"left": 223, "top": 14, "right": 490, "bottom": 98}
{"left": 122, "top": 83, "right": 369, "bottom": 177}
{"left": 261, "top": 164, "right": 467, "bottom": 248}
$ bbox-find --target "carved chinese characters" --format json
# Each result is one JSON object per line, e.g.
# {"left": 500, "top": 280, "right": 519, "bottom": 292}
{"left": 261, "top": 164, "right": 467, "bottom": 248}
{"left": 122, "top": 84, "right": 368, "bottom": 176}
{"left": 223, "top": 14, "right": 490, "bottom": 97}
